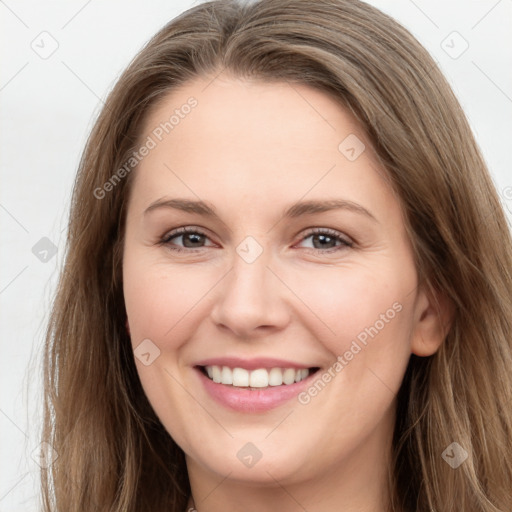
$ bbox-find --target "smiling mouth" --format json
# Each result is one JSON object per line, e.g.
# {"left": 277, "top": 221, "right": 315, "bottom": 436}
{"left": 197, "top": 365, "right": 321, "bottom": 389}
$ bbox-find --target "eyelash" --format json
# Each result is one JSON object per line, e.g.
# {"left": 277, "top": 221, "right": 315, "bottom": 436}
{"left": 158, "top": 226, "right": 353, "bottom": 254}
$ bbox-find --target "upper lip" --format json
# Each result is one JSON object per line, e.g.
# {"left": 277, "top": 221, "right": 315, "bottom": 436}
{"left": 194, "top": 357, "right": 318, "bottom": 371}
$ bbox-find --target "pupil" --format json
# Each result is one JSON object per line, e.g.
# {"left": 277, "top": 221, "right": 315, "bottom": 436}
{"left": 314, "top": 234, "right": 334, "bottom": 249}
{"left": 184, "top": 233, "right": 204, "bottom": 247}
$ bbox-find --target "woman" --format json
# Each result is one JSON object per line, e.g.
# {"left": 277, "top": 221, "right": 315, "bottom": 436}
{"left": 41, "top": 0, "right": 512, "bottom": 510}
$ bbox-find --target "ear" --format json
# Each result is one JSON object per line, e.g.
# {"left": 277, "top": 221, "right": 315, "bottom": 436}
{"left": 410, "top": 281, "right": 455, "bottom": 357}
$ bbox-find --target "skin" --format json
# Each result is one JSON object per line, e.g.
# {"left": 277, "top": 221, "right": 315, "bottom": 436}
{"left": 122, "top": 72, "right": 453, "bottom": 512}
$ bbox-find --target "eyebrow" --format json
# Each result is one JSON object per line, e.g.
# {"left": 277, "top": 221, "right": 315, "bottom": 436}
{"left": 144, "top": 197, "right": 378, "bottom": 223}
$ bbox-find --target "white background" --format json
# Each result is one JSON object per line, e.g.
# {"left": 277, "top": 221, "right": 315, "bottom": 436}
{"left": 1, "top": 0, "right": 511, "bottom": 509}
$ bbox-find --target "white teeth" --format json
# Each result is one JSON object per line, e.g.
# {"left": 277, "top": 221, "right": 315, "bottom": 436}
{"left": 249, "top": 368, "right": 268, "bottom": 388}
{"left": 232, "top": 367, "right": 249, "bottom": 387}
{"left": 282, "top": 368, "right": 296, "bottom": 385}
{"left": 204, "top": 366, "right": 311, "bottom": 388}
{"left": 212, "top": 365, "right": 222, "bottom": 383}
{"left": 295, "top": 369, "right": 308, "bottom": 382}
{"left": 221, "top": 366, "right": 233, "bottom": 385}
{"left": 268, "top": 367, "right": 283, "bottom": 386}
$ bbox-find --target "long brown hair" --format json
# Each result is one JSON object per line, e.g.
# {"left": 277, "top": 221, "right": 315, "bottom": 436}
{"left": 41, "top": 0, "right": 512, "bottom": 510}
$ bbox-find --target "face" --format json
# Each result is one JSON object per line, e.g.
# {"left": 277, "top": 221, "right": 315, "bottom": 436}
{"left": 122, "top": 74, "right": 444, "bottom": 492}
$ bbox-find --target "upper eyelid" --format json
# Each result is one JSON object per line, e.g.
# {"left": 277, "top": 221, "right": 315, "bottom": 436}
{"left": 164, "top": 226, "right": 212, "bottom": 237}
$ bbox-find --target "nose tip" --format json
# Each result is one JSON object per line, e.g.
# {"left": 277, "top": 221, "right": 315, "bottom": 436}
{"left": 209, "top": 255, "right": 290, "bottom": 338}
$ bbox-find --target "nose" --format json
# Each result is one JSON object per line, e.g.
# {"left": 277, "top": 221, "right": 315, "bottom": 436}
{"left": 210, "top": 247, "right": 290, "bottom": 339}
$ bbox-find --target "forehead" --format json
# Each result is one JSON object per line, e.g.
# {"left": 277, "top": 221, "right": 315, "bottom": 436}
{"left": 141, "top": 74, "right": 363, "bottom": 150}
{"left": 128, "top": 75, "right": 395, "bottom": 217}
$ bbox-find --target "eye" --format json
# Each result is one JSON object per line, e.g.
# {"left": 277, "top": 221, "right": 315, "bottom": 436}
{"left": 295, "top": 227, "right": 353, "bottom": 253}
{"left": 158, "top": 226, "right": 353, "bottom": 254}
{"left": 158, "top": 226, "right": 215, "bottom": 253}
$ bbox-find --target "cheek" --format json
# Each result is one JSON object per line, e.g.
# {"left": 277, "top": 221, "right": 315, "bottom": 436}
{"left": 290, "top": 265, "right": 407, "bottom": 344}
{"left": 123, "top": 254, "right": 217, "bottom": 346}
{"left": 290, "top": 259, "right": 415, "bottom": 390}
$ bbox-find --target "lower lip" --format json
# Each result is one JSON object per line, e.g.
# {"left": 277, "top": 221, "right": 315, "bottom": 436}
{"left": 195, "top": 367, "right": 317, "bottom": 413}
